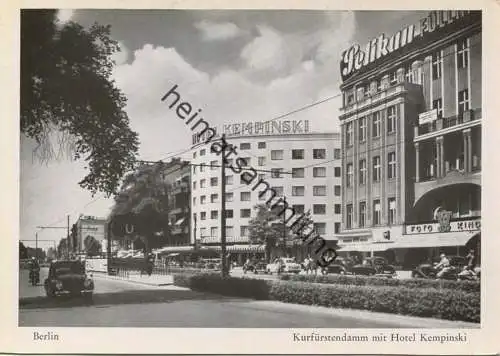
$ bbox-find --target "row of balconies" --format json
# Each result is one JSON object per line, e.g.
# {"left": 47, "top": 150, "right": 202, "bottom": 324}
{"left": 415, "top": 108, "right": 481, "bottom": 136}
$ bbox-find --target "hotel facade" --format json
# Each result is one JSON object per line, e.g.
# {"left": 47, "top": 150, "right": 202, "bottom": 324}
{"left": 337, "top": 10, "right": 481, "bottom": 268}
{"left": 189, "top": 120, "right": 342, "bottom": 264}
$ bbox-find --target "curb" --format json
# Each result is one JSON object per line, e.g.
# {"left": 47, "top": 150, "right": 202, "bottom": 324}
{"left": 91, "top": 272, "right": 173, "bottom": 287}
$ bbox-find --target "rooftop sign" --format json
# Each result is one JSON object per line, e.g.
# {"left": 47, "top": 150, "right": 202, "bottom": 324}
{"left": 340, "top": 11, "right": 475, "bottom": 82}
{"left": 192, "top": 120, "right": 310, "bottom": 145}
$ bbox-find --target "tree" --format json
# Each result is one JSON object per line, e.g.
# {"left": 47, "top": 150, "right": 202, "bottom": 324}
{"left": 248, "top": 204, "right": 288, "bottom": 263}
{"left": 84, "top": 235, "right": 102, "bottom": 256}
{"left": 57, "top": 238, "right": 68, "bottom": 258}
{"left": 109, "top": 162, "right": 171, "bottom": 254}
{"left": 20, "top": 10, "right": 139, "bottom": 196}
{"left": 19, "top": 242, "right": 28, "bottom": 259}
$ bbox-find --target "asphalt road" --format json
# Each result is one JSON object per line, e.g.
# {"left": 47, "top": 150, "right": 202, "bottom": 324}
{"left": 18, "top": 268, "right": 415, "bottom": 328}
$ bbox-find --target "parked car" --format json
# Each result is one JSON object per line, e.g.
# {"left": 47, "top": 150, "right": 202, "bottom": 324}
{"left": 243, "top": 261, "right": 267, "bottom": 274}
{"left": 202, "top": 258, "right": 222, "bottom": 270}
{"left": 351, "top": 257, "right": 397, "bottom": 278}
{"left": 44, "top": 260, "right": 94, "bottom": 299}
{"left": 266, "top": 258, "right": 301, "bottom": 274}
{"left": 321, "top": 257, "right": 354, "bottom": 275}
{"left": 412, "top": 256, "right": 467, "bottom": 280}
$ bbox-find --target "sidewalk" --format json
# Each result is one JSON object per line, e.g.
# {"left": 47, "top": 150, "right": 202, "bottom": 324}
{"left": 92, "top": 271, "right": 174, "bottom": 286}
{"left": 250, "top": 300, "right": 480, "bottom": 328}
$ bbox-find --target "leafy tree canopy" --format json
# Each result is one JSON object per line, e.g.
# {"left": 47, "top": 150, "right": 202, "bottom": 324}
{"left": 21, "top": 9, "right": 139, "bottom": 196}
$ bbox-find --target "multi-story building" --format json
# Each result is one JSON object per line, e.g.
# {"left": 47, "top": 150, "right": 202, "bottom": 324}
{"left": 337, "top": 10, "right": 481, "bottom": 267}
{"left": 190, "top": 119, "right": 342, "bottom": 264}
{"left": 76, "top": 215, "right": 106, "bottom": 255}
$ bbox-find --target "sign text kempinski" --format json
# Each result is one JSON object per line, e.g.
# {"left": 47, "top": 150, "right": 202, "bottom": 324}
{"left": 340, "top": 10, "right": 474, "bottom": 81}
{"left": 192, "top": 119, "right": 310, "bottom": 145}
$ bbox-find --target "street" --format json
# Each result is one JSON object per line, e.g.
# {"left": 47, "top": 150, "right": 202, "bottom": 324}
{"left": 18, "top": 268, "right": 473, "bottom": 328}
{"left": 15, "top": 268, "right": 402, "bottom": 328}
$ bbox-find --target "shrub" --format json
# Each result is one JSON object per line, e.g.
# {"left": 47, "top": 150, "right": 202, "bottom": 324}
{"left": 269, "top": 281, "right": 480, "bottom": 323}
{"left": 188, "top": 274, "right": 271, "bottom": 300}
{"left": 279, "top": 274, "right": 480, "bottom": 293}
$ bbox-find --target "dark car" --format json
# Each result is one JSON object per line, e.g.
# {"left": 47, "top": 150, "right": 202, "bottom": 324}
{"left": 44, "top": 260, "right": 94, "bottom": 299}
{"left": 321, "top": 257, "right": 353, "bottom": 275}
{"left": 243, "top": 261, "right": 267, "bottom": 274}
{"left": 351, "top": 257, "right": 397, "bottom": 278}
{"left": 412, "top": 256, "right": 467, "bottom": 279}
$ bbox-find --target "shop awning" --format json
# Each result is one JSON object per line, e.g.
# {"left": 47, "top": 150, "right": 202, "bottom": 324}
{"left": 212, "top": 244, "right": 265, "bottom": 253}
{"left": 337, "top": 242, "right": 395, "bottom": 252}
{"left": 174, "top": 217, "right": 186, "bottom": 226}
{"left": 388, "top": 231, "right": 479, "bottom": 249}
{"left": 155, "top": 245, "right": 194, "bottom": 254}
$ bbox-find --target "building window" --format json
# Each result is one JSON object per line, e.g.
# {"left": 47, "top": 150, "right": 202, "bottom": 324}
{"left": 313, "top": 149, "right": 326, "bottom": 159}
{"left": 193, "top": 197, "right": 196, "bottom": 206}
{"left": 210, "top": 177, "right": 218, "bottom": 186}
{"left": 346, "top": 204, "right": 353, "bottom": 229}
{"left": 271, "top": 168, "right": 283, "bottom": 178}
{"left": 373, "top": 200, "right": 381, "bottom": 225}
{"left": 210, "top": 160, "right": 218, "bottom": 171}
{"left": 334, "top": 222, "right": 341, "bottom": 234}
{"left": 226, "top": 175, "right": 233, "bottom": 185}
{"left": 292, "top": 149, "right": 305, "bottom": 159}
{"left": 211, "top": 194, "right": 218, "bottom": 203}
{"left": 193, "top": 151, "right": 197, "bottom": 159}
{"left": 334, "top": 204, "right": 341, "bottom": 214}
{"left": 313, "top": 185, "right": 326, "bottom": 196}
{"left": 211, "top": 210, "right": 218, "bottom": 220}
{"left": 433, "top": 98, "right": 443, "bottom": 118}
{"left": 347, "top": 90, "right": 355, "bottom": 105}
{"left": 334, "top": 167, "right": 341, "bottom": 177}
{"left": 258, "top": 157, "right": 266, "bottom": 166}
{"left": 271, "top": 150, "right": 283, "bottom": 160}
{"left": 334, "top": 148, "right": 341, "bottom": 159}
{"left": 200, "top": 179, "right": 206, "bottom": 188}
{"left": 313, "top": 204, "right": 326, "bottom": 215}
{"left": 240, "top": 142, "right": 251, "bottom": 150}
{"left": 200, "top": 227, "right": 207, "bottom": 237}
{"left": 193, "top": 166, "right": 196, "bottom": 175}
{"left": 458, "top": 89, "right": 470, "bottom": 116}
{"left": 346, "top": 122, "right": 353, "bottom": 146}
{"left": 457, "top": 39, "right": 469, "bottom": 69}
{"left": 210, "top": 227, "right": 218, "bottom": 237}
{"left": 273, "top": 186, "right": 284, "bottom": 196}
{"left": 313, "top": 167, "right": 326, "bottom": 177}
{"left": 225, "top": 226, "right": 233, "bottom": 237}
{"left": 334, "top": 185, "right": 341, "bottom": 196}
{"left": 240, "top": 209, "right": 251, "bottom": 218}
{"left": 199, "top": 164, "right": 205, "bottom": 173}
{"left": 388, "top": 152, "right": 396, "bottom": 179}
{"left": 373, "top": 156, "right": 381, "bottom": 182}
{"left": 346, "top": 163, "right": 353, "bottom": 187}
{"left": 200, "top": 211, "right": 206, "bottom": 220}
{"left": 372, "top": 111, "right": 381, "bottom": 138}
{"left": 292, "top": 168, "right": 305, "bottom": 178}
{"left": 388, "top": 197, "right": 396, "bottom": 225}
{"left": 225, "top": 192, "right": 233, "bottom": 202}
{"left": 389, "top": 71, "right": 398, "bottom": 85}
{"left": 193, "top": 181, "right": 196, "bottom": 190}
{"left": 292, "top": 186, "right": 305, "bottom": 196}
{"left": 240, "top": 226, "right": 250, "bottom": 236}
{"left": 225, "top": 210, "right": 233, "bottom": 219}
{"left": 200, "top": 196, "right": 206, "bottom": 205}
{"left": 258, "top": 142, "right": 266, "bottom": 149}
{"left": 432, "top": 51, "right": 443, "bottom": 80}
{"left": 359, "top": 117, "right": 367, "bottom": 142}
{"left": 240, "top": 192, "right": 251, "bottom": 201}
{"left": 359, "top": 201, "right": 366, "bottom": 228}
{"left": 293, "top": 205, "right": 305, "bottom": 214}
{"left": 359, "top": 159, "right": 367, "bottom": 185}
{"left": 200, "top": 149, "right": 206, "bottom": 156}
{"left": 314, "top": 223, "right": 326, "bottom": 235}
{"left": 387, "top": 106, "right": 396, "bottom": 133}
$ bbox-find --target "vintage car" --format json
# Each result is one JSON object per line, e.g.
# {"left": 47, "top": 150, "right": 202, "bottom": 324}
{"left": 412, "top": 256, "right": 467, "bottom": 279}
{"left": 243, "top": 261, "right": 267, "bottom": 274}
{"left": 350, "top": 257, "right": 397, "bottom": 278}
{"left": 44, "top": 260, "right": 94, "bottom": 299}
{"left": 321, "top": 257, "right": 354, "bottom": 275}
{"left": 201, "top": 258, "right": 222, "bottom": 270}
{"left": 266, "top": 258, "right": 301, "bottom": 274}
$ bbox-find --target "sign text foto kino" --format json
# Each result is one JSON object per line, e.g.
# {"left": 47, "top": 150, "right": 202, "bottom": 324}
{"left": 405, "top": 219, "right": 480, "bottom": 234}
{"left": 340, "top": 11, "right": 474, "bottom": 81}
{"left": 192, "top": 119, "right": 310, "bottom": 144}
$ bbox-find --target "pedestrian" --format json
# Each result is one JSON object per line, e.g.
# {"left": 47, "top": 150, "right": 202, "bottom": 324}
{"left": 466, "top": 249, "right": 476, "bottom": 269}
{"left": 435, "top": 253, "right": 451, "bottom": 278}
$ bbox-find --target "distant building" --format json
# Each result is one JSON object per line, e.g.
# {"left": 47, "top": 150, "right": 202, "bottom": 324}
{"left": 76, "top": 216, "right": 106, "bottom": 255}
{"left": 337, "top": 10, "right": 481, "bottom": 266}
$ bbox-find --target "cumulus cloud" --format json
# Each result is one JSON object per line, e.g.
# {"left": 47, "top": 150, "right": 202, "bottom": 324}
{"left": 194, "top": 20, "right": 245, "bottom": 41}
{"left": 56, "top": 9, "right": 75, "bottom": 24}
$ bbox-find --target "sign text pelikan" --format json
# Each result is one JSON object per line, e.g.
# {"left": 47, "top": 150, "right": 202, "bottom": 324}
{"left": 340, "top": 10, "right": 476, "bottom": 81}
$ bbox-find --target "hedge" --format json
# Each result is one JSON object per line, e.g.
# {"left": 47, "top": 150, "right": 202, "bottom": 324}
{"left": 173, "top": 274, "right": 480, "bottom": 323}
{"left": 279, "top": 273, "right": 480, "bottom": 293}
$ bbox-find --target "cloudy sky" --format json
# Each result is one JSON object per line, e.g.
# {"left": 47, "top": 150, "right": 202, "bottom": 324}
{"left": 20, "top": 9, "right": 428, "bottom": 248}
